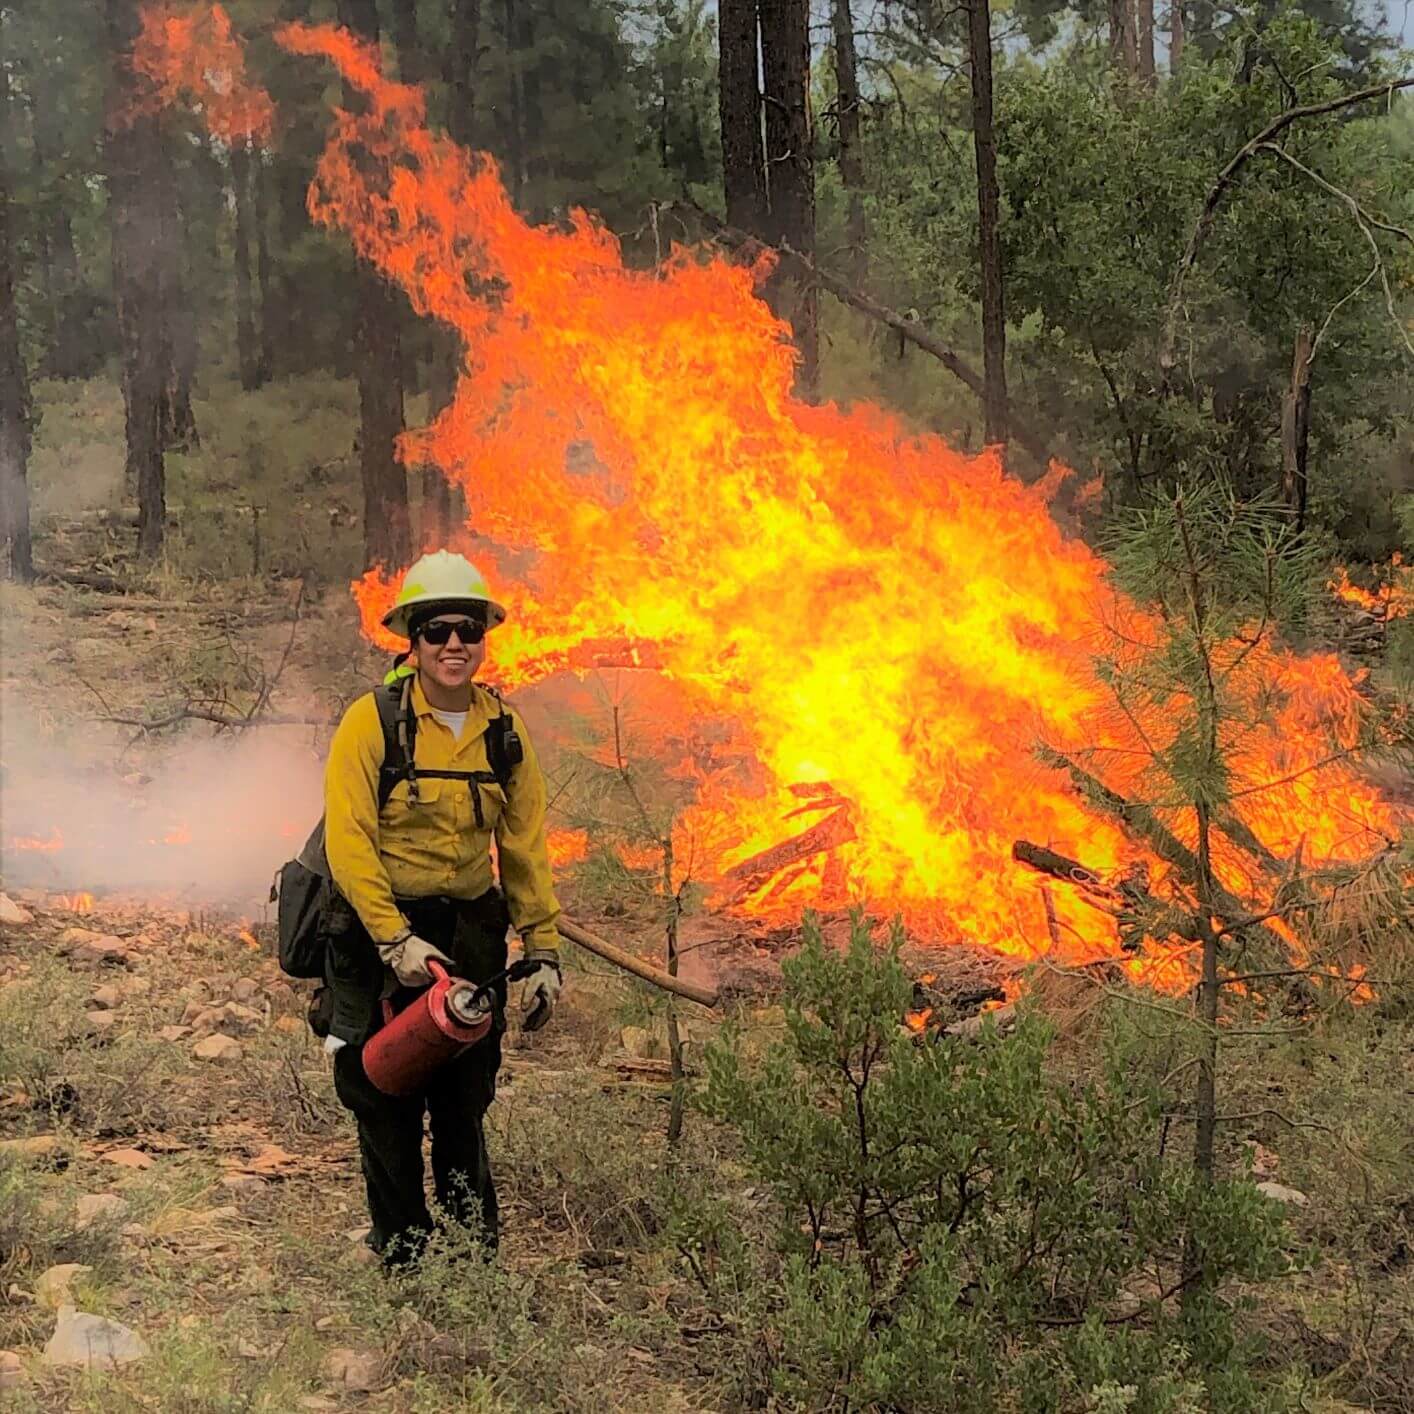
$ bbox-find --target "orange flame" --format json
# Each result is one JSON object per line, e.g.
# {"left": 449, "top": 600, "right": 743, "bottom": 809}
{"left": 55, "top": 892, "right": 95, "bottom": 915}
{"left": 545, "top": 828, "right": 590, "bottom": 868}
{"left": 266, "top": 22, "right": 1401, "bottom": 980}
{"left": 1329, "top": 556, "right": 1411, "bottom": 620}
{"left": 132, "top": 3, "right": 274, "bottom": 143}
{"left": 6, "top": 827, "right": 64, "bottom": 853}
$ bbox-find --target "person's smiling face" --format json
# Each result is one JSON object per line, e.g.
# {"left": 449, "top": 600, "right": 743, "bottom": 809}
{"left": 413, "top": 614, "right": 486, "bottom": 694}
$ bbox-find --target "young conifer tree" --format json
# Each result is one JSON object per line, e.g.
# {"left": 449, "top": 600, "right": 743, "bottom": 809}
{"left": 1095, "top": 483, "right": 1326, "bottom": 1301}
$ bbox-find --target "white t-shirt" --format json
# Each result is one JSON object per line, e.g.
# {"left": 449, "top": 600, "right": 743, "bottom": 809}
{"left": 430, "top": 708, "right": 468, "bottom": 739}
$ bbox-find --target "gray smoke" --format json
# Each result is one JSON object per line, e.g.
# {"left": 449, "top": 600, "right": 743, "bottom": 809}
{"left": 0, "top": 708, "right": 325, "bottom": 912}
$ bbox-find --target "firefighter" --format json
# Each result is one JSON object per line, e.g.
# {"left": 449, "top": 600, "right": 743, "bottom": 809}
{"left": 321, "top": 550, "right": 562, "bottom": 1266}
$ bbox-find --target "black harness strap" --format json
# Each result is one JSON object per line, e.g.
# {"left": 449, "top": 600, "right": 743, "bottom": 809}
{"left": 371, "top": 676, "right": 525, "bottom": 828}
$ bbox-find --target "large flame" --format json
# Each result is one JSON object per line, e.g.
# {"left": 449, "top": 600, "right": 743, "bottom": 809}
{"left": 132, "top": 3, "right": 274, "bottom": 143}
{"left": 136, "top": 11, "right": 1405, "bottom": 981}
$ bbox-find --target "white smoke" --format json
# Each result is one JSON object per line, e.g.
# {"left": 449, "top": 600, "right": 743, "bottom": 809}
{"left": 0, "top": 706, "right": 326, "bottom": 912}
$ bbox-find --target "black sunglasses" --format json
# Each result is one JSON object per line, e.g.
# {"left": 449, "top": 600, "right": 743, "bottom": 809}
{"left": 416, "top": 618, "right": 486, "bottom": 646}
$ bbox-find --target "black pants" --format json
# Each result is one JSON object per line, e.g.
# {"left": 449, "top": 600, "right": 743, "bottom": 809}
{"left": 330, "top": 891, "right": 509, "bottom": 1266}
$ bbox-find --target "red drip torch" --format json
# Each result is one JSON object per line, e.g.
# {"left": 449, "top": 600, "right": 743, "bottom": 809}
{"left": 363, "top": 959, "right": 535, "bottom": 1097}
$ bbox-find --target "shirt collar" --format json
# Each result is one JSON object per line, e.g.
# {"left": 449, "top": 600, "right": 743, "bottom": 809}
{"left": 410, "top": 672, "right": 490, "bottom": 724}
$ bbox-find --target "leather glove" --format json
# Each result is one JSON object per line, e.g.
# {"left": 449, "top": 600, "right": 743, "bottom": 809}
{"left": 520, "top": 960, "right": 562, "bottom": 1032}
{"left": 378, "top": 933, "right": 454, "bottom": 988}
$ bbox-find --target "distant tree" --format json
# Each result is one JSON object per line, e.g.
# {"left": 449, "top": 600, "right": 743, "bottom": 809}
{"left": 105, "top": 0, "right": 171, "bottom": 558}
{"left": 0, "top": 46, "right": 34, "bottom": 581}
{"left": 334, "top": 0, "right": 412, "bottom": 569}
{"left": 759, "top": 0, "right": 818, "bottom": 395}
{"left": 230, "top": 136, "right": 265, "bottom": 390}
{"left": 718, "top": 0, "right": 766, "bottom": 233}
{"left": 965, "top": 0, "right": 1007, "bottom": 447}
{"left": 830, "top": 0, "right": 867, "bottom": 280}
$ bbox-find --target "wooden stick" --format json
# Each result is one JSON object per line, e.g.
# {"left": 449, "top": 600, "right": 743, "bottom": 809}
{"left": 559, "top": 916, "right": 720, "bottom": 1009}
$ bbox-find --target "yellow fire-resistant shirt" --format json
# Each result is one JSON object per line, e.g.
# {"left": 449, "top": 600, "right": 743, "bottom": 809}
{"left": 324, "top": 674, "right": 561, "bottom": 955}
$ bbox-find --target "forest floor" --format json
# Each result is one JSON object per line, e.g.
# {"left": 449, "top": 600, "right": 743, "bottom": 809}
{"left": 0, "top": 375, "right": 1411, "bottom": 1411}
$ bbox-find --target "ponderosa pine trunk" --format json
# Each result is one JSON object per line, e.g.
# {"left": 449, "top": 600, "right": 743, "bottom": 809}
{"left": 445, "top": 0, "right": 481, "bottom": 148}
{"left": 1109, "top": 0, "right": 1138, "bottom": 79}
{"left": 759, "top": 0, "right": 818, "bottom": 397}
{"left": 831, "top": 0, "right": 866, "bottom": 281}
{"left": 0, "top": 58, "right": 34, "bottom": 581}
{"left": 1170, "top": 1, "right": 1186, "bottom": 74}
{"left": 966, "top": 0, "right": 1008, "bottom": 448}
{"left": 231, "top": 138, "right": 263, "bottom": 391}
{"left": 718, "top": 0, "right": 767, "bottom": 235}
{"left": 336, "top": 0, "right": 411, "bottom": 568}
{"left": 107, "top": 0, "right": 167, "bottom": 558}
{"left": 252, "top": 149, "right": 276, "bottom": 382}
{"left": 1137, "top": 0, "right": 1156, "bottom": 87}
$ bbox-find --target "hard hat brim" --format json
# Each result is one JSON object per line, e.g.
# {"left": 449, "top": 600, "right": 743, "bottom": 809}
{"left": 381, "top": 596, "right": 508, "bottom": 639}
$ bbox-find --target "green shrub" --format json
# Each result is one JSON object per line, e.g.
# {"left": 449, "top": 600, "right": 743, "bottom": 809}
{"left": 683, "top": 914, "right": 1295, "bottom": 1412}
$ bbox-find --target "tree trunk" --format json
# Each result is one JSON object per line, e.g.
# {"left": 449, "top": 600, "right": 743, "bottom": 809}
{"left": 107, "top": 0, "right": 167, "bottom": 559}
{"left": 501, "top": 0, "right": 528, "bottom": 204}
{"left": 231, "top": 138, "right": 262, "bottom": 391}
{"left": 0, "top": 61, "right": 34, "bottom": 582}
{"left": 445, "top": 0, "right": 482, "bottom": 148}
{"left": 1281, "top": 325, "right": 1313, "bottom": 534}
{"left": 718, "top": 0, "right": 767, "bottom": 235}
{"left": 1170, "top": 1, "right": 1186, "bottom": 75}
{"left": 253, "top": 149, "right": 276, "bottom": 382}
{"left": 1109, "top": 0, "right": 1138, "bottom": 79}
{"left": 966, "top": 0, "right": 1008, "bottom": 449}
{"left": 831, "top": 0, "right": 866, "bottom": 281}
{"left": 759, "top": 0, "right": 818, "bottom": 397}
{"left": 336, "top": 0, "right": 411, "bottom": 569}
{"left": 153, "top": 133, "right": 198, "bottom": 451}
{"left": 1137, "top": 0, "right": 1156, "bottom": 88}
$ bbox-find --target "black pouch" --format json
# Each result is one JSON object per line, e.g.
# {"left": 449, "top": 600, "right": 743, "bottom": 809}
{"left": 274, "top": 857, "right": 329, "bottom": 980}
{"left": 307, "top": 984, "right": 334, "bottom": 1038}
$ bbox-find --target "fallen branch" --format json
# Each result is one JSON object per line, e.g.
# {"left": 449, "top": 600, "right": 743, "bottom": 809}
{"left": 559, "top": 916, "right": 719, "bottom": 1009}
{"left": 686, "top": 204, "right": 1058, "bottom": 469}
{"left": 721, "top": 805, "right": 855, "bottom": 901}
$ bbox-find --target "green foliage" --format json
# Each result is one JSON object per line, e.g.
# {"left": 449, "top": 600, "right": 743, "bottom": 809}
{"left": 683, "top": 915, "right": 1291, "bottom": 1411}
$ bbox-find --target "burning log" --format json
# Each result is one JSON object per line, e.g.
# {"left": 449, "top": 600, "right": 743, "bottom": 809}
{"left": 719, "top": 806, "right": 856, "bottom": 904}
{"left": 1034, "top": 746, "right": 1293, "bottom": 953}
{"left": 558, "top": 917, "right": 718, "bottom": 1009}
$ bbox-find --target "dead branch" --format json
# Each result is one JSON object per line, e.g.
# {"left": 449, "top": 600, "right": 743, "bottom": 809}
{"left": 558, "top": 917, "right": 719, "bottom": 1008}
{"left": 686, "top": 203, "right": 1058, "bottom": 468}
{"left": 1160, "top": 75, "right": 1414, "bottom": 375}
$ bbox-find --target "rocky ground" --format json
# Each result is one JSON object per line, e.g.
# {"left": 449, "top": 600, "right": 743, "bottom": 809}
{"left": 0, "top": 886, "right": 748, "bottom": 1412}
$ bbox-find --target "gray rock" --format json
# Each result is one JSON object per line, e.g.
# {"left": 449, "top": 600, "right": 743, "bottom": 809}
{"left": 1256, "top": 1180, "right": 1309, "bottom": 1207}
{"left": 0, "top": 1349, "right": 22, "bottom": 1390}
{"left": 192, "top": 1034, "right": 244, "bottom": 1062}
{"left": 75, "top": 1194, "right": 128, "bottom": 1230}
{"left": 35, "top": 1264, "right": 91, "bottom": 1310}
{"left": 0, "top": 894, "right": 33, "bottom": 926}
{"left": 42, "top": 1306, "right": 149, "bottom": 1369}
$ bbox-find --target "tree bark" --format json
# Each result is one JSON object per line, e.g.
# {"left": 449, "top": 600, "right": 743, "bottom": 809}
{"left": 336, "top": 0, "right": 412, "bottom": 568}
{"left": 966, "top": 0, "right": 1008, "bottom": 448}
{"left": 1170, "top": 1, "right": 1186, "bottom": 75}
{"left": 1137, "top": 0, "right": 1156, "bottom": 88}
{"left": 1280, "top": 325, "right": 1313, "bottom": 534}
{"left": 107, "top": 0, "right": 168, "bottom": 559}
{"left": 230, "top": 139, "right": 263, "bottom": 391}
{"left": 718, "top": 0, "right": 767, "bottom": 235}
{"left": 1109, "top": 0, "right": 1138, "bottom": 78}
{"left": 831, "top": 0, "right": 866, "bottom": 281}
{"left": 0, "top": 59, "right": 34, "bottom": 581}
{"left": 759, "top": 0, "right": 818, "bottom": 397}
{"left": 445, "top": 0, "right": 482, "bottom": 148}
{"left": 252, "top": 149, "right": 276, "bottom": 382}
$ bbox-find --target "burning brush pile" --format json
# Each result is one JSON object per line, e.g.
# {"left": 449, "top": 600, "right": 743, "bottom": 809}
{"left": 27, "top": 9, "right": 1410, "bottom": 1010}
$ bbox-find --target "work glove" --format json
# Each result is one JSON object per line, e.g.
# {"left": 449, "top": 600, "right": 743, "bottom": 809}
{"left": 378, "top": 933, "right": 454, "bottom": 988}
{"left": 519, "top": 959, "right": 562, "bottom": 1032}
